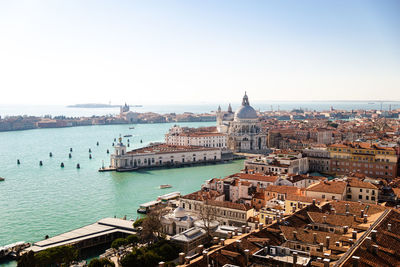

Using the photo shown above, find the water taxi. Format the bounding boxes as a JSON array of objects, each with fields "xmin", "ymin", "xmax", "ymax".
[
  {"xmin": 137, "ymin": 200, "xmax": 161, "ymax": 214},
  {"xmin": 159, "ymin": 184, "xmax": 172, "ymax": 189}
]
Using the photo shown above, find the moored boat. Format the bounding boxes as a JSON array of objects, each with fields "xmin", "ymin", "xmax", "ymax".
[
  {"xmin": 137, "ymin": 200, "xmax": 161, "ymax": 214},
  {"xmin": 159, "ymin": 184, "xmax": 172, "ymax": 189}
]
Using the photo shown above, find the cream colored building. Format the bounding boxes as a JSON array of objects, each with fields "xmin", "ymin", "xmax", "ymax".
[
  {"xmin": 305, "ymin": 181, "xmax": 347, "ymax": 201},
  {"xmin": 110, "ymin": 141, "xmax": 221, "ymax": 170},
  {"xmin": 165, "ymin": 125, "xmax": 227, "ymax": 148},
  {"xmin": 345, "ymin": 178, "xmax": 378, "ymax": 204}
]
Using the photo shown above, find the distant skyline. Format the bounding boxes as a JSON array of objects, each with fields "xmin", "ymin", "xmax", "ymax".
[{"xmin": 0, "ymin": 0, "xmax": 399, "ymax": 105}]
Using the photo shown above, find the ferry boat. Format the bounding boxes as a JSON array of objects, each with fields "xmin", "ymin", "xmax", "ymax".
[
  {"xmin": 137, "ymin": 200, "xmax": 161, "ymax": 214},
  {"xmin": 124, "ymin": 134, "xmax": 133, "ymax": 137},
  {"xmin": 159, "ymin": 184, "xmax": 172, "ymax": 189}
]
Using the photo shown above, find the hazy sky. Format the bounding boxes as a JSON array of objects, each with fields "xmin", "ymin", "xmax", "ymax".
[{"xmin": 0, "ymin": 0, "xmax": 399, "ymax": 105}]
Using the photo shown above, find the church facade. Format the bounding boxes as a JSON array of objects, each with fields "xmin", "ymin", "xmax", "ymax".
[{"xmin": 216, "ymin": 93, "xmax": 267, "ymax": 153}]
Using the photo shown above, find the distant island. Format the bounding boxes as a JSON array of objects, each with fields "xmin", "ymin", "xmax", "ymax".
[{"xmin": 67, "ymin": 103, "xmax": 143, "ymax": 108}]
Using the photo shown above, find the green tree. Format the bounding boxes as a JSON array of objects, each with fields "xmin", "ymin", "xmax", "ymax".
[
  {"xmin": 88, "ymin": 258, "xmax": 115, "ymax": 267},
  {"xmin": 126, "ymin": 234, "xmax": 139, "ymax": 245},
  {"xmin": 111, "ymin": 238, "xmax": 128, "ymax": 249},
  {"xmin": 133, "ymin": 218, "xmax": 145, "ymax": 228},
  {"xmin": 17, "ymin": 251, "xmax": 36, "ymax": 267}
]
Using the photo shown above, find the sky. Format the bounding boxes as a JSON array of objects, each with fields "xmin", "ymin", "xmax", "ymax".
[{"xmin": 0, "ymin": 0, "xmax": 399, "ymax": 105}]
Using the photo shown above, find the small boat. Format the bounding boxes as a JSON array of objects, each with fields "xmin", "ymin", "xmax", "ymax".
[
  {"xmin": 160, "ymin": 184, "xmax": 172, "ymax": 189},
  {"xmin": 129, "ymin": 126, "xmax": 135, "ymax": 129},
  {"xmin": 140, "ymin": 139, "xmax": 143, "ymax": 143},
  {"xmin": 124, "ymin": 134, "xmax": 132, "ymax": 137},
  {"xmin": 0, "ymin": 177, "xmax": 4, "ymax": 181}
]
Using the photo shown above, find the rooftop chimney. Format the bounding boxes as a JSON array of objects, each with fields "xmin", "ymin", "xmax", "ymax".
[
  {"xmin": 293, "ymin": 252, "xmax": 298, "ymax": 266},
  {"xmin": 244, "ymin": 249, "xmax": 250, "ymax": 266},
  {"xmin": 323, "ymin": 216, "xmax": 327, "ymax": 224},
  {"xmin": 313, "ymin": 233, "xmax": 318, "ymax": 244},
  {"xmin": 197, "ymin": 245, "xmax": 204, "ymax": 254},
  {"xmin": 242, "ymin": 225, "xmax": 246, "ymax": 234},
  {"xmin": 360, "ymin": 210, "xmax": 364, "ymax": 218},
  {"xmin": 259, "ymin": 223, "xmax": 264, "ymax": 229},
  {"xmin": 372, "ymin": 244, "xmax": 379, "ymax": 254},
  {"xmin": 319, "ymin": 243, "xmax": 324, "ymax": 252},
  {"xmin": 326, "ymin": 236, "xmax": 330, "ymax": 249},
  {"xmin": 313, "ymin": 199, "xmax": 316, "ymax": 205},
  {"xmin": 371, "ymin": 230, "xmax": 377, "ymax": 242},
  {"xmin": 323, "ymin": 258, "xmax": 330, "ymax": 267},
  {"xmin": 293, "ymin": 231, "xmax": 298, "ymax": 240},
  {"xmin": 352, "ymin": 256, "xmax": 360, "ymax": 267},
  {"xmin": 220, "ymin": 238, "xmax": 225, "ymax": 246},
  {"xmin": 236, "ymin": 240, "xmax": 242, "ymax": 250},
  {"xmin": 179, "ymin": 252, "xmax": 185, "ymax": 265},
  {"xmin": 388, "ymin": 224, "xmax": 392, "ymax": 232},
  {"xmin": 345, "ymin": 203, "xmax": 349, "ymax": 213},
  {"xmin": 352, "ymin": 231, "xmax": 357, "ymax": 239},
  {"xmin": 363, "ymin": 214, "xmax": 368, "ymax": 223}
]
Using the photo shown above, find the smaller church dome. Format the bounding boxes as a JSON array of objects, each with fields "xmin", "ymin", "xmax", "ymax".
[{"xmin": 173, "ymin": 207, "xmax": 186, "ymax": 218}]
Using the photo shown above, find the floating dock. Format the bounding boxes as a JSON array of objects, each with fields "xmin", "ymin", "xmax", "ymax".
[{"xmin": 25, "ymin": 218, "xmax": 136, "ymax": 253}]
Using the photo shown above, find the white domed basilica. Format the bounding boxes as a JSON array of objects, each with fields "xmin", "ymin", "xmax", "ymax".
[{"xmin": 216, "ymin": 93, "xmax": 267, "ymax": 153}]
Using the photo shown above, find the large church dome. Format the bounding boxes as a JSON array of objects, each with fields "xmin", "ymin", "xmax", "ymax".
[{"xmin": 234, "ymin": 92, "xmax": 258, "ymax": 120}]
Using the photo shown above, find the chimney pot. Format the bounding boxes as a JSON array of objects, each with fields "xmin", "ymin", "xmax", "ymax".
[
  {"xmin": 352, "ymin": 256, "xmax": 360, "ymax": 267},
  {"xmin": 293, "ymin": 252, "xmax": 298, "ymax": 266},
  {"xmin": 319, "ymin": 243, "xmax": 324, "ymax": 252},
  {"xmin": 326, "ymin": 236, "xmax": 330, "ymax": 249},
  {"xmin": 371, "ymin": 230, "xmax": 377, "ymax": 242},
  {"xmin": 388, "ymin": 224, "xmax": 392, "ymax": 232},
  {"xmin": 372, "ymin": 244, "xmax": 378, "ymax": 254},
  {"xmin": 220, "ymin": 238, "xmax": 225, "ymax": 246},
  {"xmin": 179, "ymin": 252, "xmax": 185, "ymax": 265},
  {"xmin": 323, "ymin": 258, "xmax": 330, "ymax": 267},
  {"xmin": 360, "ymin": 209, "xmax": 364, "ymax": 218},
  {"xmin": 352, "ymin": 231, "xmax": 357, "ymax": 239},
  {"xmin": 259, "ymin": 223, "xmax": 264, "ymax": 229},
  {"xmin": 323, "ymin": 216, "xmax": 327, "ymax": 224}
]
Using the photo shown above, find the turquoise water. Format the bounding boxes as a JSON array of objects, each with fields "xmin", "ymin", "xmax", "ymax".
[{"xmin": 0, "ymin": 122, "xmax": 243, "ymax": 250}]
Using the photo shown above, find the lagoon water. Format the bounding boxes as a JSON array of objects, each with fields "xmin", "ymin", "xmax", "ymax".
[{"xmin": 0, "ymin": 121, "xmax": 244, "ymax": 251}]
